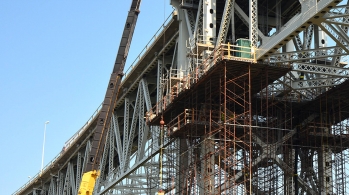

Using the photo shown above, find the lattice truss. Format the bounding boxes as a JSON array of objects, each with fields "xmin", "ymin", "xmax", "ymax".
[
  {"xmin": 92, "ymin": 78, "xmax": 178, "ymax": 195},
  {"xmin": 14, "ymin": 1, "xmax": 349, "ymax": 195},
  {"xmin": 264, "ymin": 1, "xmax": 349, "ymax": 101},
  {"xmin": 29, "ymin": 133, "xmax": 93, "ymax": 195},
  {"xmin": 182, "ymin": 0, "xmax": 349, "ymax": 102}
]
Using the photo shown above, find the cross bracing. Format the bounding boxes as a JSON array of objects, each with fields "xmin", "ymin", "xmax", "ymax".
[{"xmin": 13, "ymin": 0, "xmax": 349, "ymax": 195}]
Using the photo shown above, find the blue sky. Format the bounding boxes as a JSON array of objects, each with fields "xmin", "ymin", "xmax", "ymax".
[{"xmin": 0, "ymin": 1, "xmax": 173, "ymax": 194}]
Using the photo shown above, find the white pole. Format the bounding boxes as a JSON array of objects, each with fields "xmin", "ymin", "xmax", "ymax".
[{"xmin": 41, "ymin": 121, "xmax": 49, "ymax": 175}]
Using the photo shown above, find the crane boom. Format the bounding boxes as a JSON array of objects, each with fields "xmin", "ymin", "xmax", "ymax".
[{"xmin": 78, "ymin": 1, "xmax": 141, "ymax": 194}]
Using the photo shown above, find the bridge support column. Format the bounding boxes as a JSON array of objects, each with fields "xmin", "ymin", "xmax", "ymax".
[
  {"xmin": 177, "ymin": 138, "xmax": 189, "ymax": 194},
  {"xmin": 171, "ymin": 0, "xmax": 190, "ymax": 76},
  {"xmin": 318, "ymin": 128, "xmax": 333, "ymax": 195},
  {"xmin": 203, "ymin": 0, "xmax": 216, "ymax": 45},
  {"xmin": 201, "ymin": 137, "xmax": 215, "ymax": 195},
  {"xmin": 284, "ymin": 148, "xmax": 296, "ymax": 194}
]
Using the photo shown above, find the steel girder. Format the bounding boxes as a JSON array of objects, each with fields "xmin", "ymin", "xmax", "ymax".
[
  {"xmin": 93, "ymin": 78, "xmax": 175, "ymax": 194},
  {"xmin": 264, "ymin": 2, "xmax": 349, "ymax": 101},
  {"xmin": 249, "ymin": 0, "xmax": 258, "ymax": 49},
  {"xmin": 216, "ymin": 0, "xmax": 235, "ymax": 47},
  {"xmin": 256, "ymin": 0, "xmax": 341, "ymax": 59}
]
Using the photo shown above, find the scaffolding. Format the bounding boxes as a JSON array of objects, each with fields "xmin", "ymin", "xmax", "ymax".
[{"xmin": 147, "ymin": 41, "xmax": 349, "ymax": 194}]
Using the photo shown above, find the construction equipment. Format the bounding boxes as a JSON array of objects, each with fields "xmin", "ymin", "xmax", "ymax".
[{"xmin": 78, "ymin": 0, "xmax": 141, "ymax": 194}]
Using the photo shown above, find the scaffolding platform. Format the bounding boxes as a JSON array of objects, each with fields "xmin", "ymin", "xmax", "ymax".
[
  {"xmin": 149, "ymin": 59, "xmax": 291, "ymax": 127},
  {"xmin": 166, "ymin": 109, "xmax": 250, "ymax": 139}
]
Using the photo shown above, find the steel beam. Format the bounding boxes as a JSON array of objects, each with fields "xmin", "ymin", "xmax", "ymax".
[
  {"xmin": 216, "ymin": 0, "xmax": 235, "ymax": 46},
  {"xmin": 249, "ymin": 0, "xmax": 258, "ymax": 49},
  {"xmin": 257, "ymin": 0, "xmax": 340, "ymax": 59},
  {"xmin": 268, "ymin": 46, "xmax": 347, "ymax": 63},
  {"xmin": 292, "ymin": 77, "xmax": 345, "ymax": 89}
]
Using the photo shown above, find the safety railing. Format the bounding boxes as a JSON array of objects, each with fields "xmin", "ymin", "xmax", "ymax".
[
  {"xmin": 12, "ymin": 103, "xmax": 102, "ymax": 195},
  {"xmin": 166, "ymin": 109, "xmax": 194, "ymax": 136},
  {"xmin": 220, "ymin": 43, "xmax": 256, "ymax": 62},
  {"xmin": 166, "ymin": 109, "xmax": 225, "ymax": 136},
  {"xmin": 147, "ymin": 43, "xmax": 257, "ymax": 119},
  {"xmin": 147, "ymin": 46, "xmax": 223, "ymax": 118},
  {"xmin": 190, "ymin": 35, "xmax": 217, "ymax": 46}
]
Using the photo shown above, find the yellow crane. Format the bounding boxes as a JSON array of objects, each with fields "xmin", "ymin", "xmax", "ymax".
[{"xmin": 78, "ymin": 0, "xmax": 141, "ymax": 194}]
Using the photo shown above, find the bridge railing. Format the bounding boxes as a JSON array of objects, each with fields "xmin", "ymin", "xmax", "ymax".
[
  {"xmin": 12, "ymin": 103, "xmax": 103, "ymax": 195},
  {"xmin": 122, "ymin": 11, "xmax": 174, "ymax": 83}
]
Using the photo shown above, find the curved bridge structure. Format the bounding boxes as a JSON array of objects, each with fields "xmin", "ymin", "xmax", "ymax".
[{"xmin": 14, "ymin": 0, "xmax": 349, "ymax": 194}]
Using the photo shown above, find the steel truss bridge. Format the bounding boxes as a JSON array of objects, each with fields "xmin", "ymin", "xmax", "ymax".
[{"xmin": 13, "ymin": 0, "xmax": 349, "ymax": 194}]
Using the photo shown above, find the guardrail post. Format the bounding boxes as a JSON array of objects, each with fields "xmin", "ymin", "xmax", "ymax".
[{"xmin": 228, "ymin": 42, "xmax": 230, "ymax": 58}]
